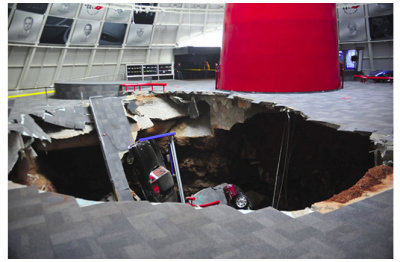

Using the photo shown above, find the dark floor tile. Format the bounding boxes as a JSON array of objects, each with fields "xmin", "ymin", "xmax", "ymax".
[
  {"xmin": 146, "ymin": 231, "xmax": 189, "ymax": 250},
  {"xmin": 49, "ymin": 220, "xmax": 95, "ymax": 245},
  {"xmin": 221, "ymin": 217, "xmax": 265, "ymax": 236},
  {"xmin": 9, "ymin": 223, "xmax": 53, "ymax": 258},
  {"xmin": 247, "ymin": 207, "xmax": 293, "ymax": 226},
  {"xmin": 297, "ymin": 237, "xmax": 347, "ymax": 259},
  {"xmin": 89, "ymin": 211, "xmax": 134, "ymax": 236},
  {"xmin": 53, "ymin": 238, "xmax": 95, "ymax": 258},
  {"xmin": 96, "ymin": 228, "xmax": 144, "ymax": 250},
  {"xmin": 8, "ymin": 202, "xmax": 44, "ymax": 221},
  {"xmin": 278, "ymin": 244, "xmax": 308, "ymax": 258},
  {"xmin": 124, "ymin": 242, "xmax": 162, "ymax": 259}
]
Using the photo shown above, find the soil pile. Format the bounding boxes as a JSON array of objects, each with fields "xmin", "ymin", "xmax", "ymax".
[{"xmin": 327, "ymin": 165, "xmax": 393, "ymax": 203}]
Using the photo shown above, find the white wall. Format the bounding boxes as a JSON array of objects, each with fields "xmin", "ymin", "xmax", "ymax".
[
  {"xmin": 8, "ymin": 3, "xmax": 225, "ymax": 90},
  {"xmin": 337, "ymin": 4, "xmax": 393, "ymax": 74}
]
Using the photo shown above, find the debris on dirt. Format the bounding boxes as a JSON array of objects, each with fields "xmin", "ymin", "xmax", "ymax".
[
  {"xmin": 311, "ymin": 165, "xmax": 393, "ymax": 214},
  {"xmin": 9, "ymin": 146, "xmax": 56, "ymax": 192},
  {"xmin": 135, "ymin": 94, "xmax": 158, "ymax": 105},
  {"xmin": 326, "ymin": 165, "xmax": 393, "ymax": 203}
]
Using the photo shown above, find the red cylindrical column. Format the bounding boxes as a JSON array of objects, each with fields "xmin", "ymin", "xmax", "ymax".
[{"xmin": 218, "ymin": 3, "xmax": 340, "ymax": 92}]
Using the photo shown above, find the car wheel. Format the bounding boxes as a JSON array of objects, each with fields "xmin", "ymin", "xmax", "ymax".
[{"xmin": 233, "ymin": 194, "xmax": 249, "ymax": 209}]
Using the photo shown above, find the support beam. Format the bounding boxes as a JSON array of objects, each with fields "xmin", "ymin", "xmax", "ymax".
[
  {"xmin": 364, "ymin": 4, "xmax": 375, "ymax": 72},
  {"xmin": 89, "ymin": 96, "xmax": 134, "ymax": 201},
  {"xmin": 16, "ymin": 47, "xmax": 37, "ymax": 90},
  {"xmin": 15, "ymin": 4, "xmax": 50, "ymax": 89},
  {"xmin": 145, "ymin": 10, "xmax": 159, "ymax": 64},
  {"xmin": 52, "ymin": 3, "xmax": 82, "ymax": 85},
  {"xmin": 85, "ymin": 6, "xmax": 106, "ymax": 79},
  {"xmin": 113, "ymin": 5, "xmax": 134, "ymax": 81}
]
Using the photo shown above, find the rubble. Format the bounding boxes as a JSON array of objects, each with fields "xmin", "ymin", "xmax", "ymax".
[
  {"xmin": 136, "ymin": 96, "xmax": 188, "ymax": 120},
  {"xmin": 170, "ymin": 113, "xmax": 212, "ymax": 138},
  {"xmin": 31, "ymin": 105, "xmax": 90, "ymax": 130},
  {"xmin": 89, "ymin": 96, "xmax": 134, "ymax": 201},
  {"xmin": 7, "ymin": 90, "xmax": 391, "ymax": 212},
  {"xmin": 43, "ymin": 124, "xmax": 94, "ymax": 140},
  {"xmin": 8, "ymin": 132, "xmax": 25, "ymax": 173},
  {"xmin": 8, "ymin": 144, "xmax": 56, "ymax": 193},
  {"xmin": 9, "ymin": 113, "xmax": 51, "ymax": 142}
]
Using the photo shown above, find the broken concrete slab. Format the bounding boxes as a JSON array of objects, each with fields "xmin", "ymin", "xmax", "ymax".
[
  {"xmin": 9, "ymin": 114, "xmax": 51, "ymax": 142},
  {"xmin": 8, "ymin": 99, "xmax": 15, "ymax": 117},
  {"xmin": 170, "ymin": 113, "xmax": 212, "ymax": 138},
  {"xmin": 131, "ymin": 115, "xmax": 154, "ymax": 130},
  {"xmin": 168, "ymin": 95, "xmax": 199, "ymax": 119},
  {"xmin": 30, "ymin": 105, "xmax": 91, "ymax": 130},
  {"xmin": 188, "ymin": 96, "xmax": 200, "ymax": 119},
  {"xmin": 43, "ymin": 124, "xmax": 94, "ymax": 140},
  {"xmin": 34, "ymin": 133, "xmax": 99, "ymax": 151},
  {"xmin": 168, "ymin": 95, "xmax": 191, "ymax": 106},
  {"xmin": 8, "ymin": 131, "xmax": 24, "ymax": 174},
  {"xmin": 136, "ymin": 96, "xmax": 187, "ymax": 121},
  {"xmin": 201, "ymin": 96, "xmax": 266, "ymax": 131},
  {"xmin": 89, "ymin": 96, "xmax": 134, "ymax": 201},
  {"xmin": 126, "ymin": 101, "xmax": 140, "ymax": 116}
]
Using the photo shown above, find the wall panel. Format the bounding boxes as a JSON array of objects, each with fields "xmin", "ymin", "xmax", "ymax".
[
  {"xmin": 36, "ymin": 67, "xmax": 56, "ymax": 86},
  {"xmin": 8, "ymin": 47, "xmax": 29, "ymax": 66},
  {"xmin": 8, "ymin": 3, "xmax": 225, "ymax": 90},
  {"xmin": 8, "ymin": 68, "xmax": 22, "ymax": 90}
]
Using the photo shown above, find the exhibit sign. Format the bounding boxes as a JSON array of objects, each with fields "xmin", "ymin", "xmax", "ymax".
[
  {"xmin": 345, "ymin": 49, "xmax": 358, "ymax": 70},
  {"xmin": 8, "ymin": 10, "xmax": 44, "ymax": 43},
  {"xmin": 79, "ymin": 4, "xmax": 105, "ymax": 20},
  {"xmin": 338, "ymin": 5, "xmax": 364, "ymax": 19}
]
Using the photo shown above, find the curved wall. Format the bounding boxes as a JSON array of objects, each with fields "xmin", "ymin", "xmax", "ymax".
[{"xmin": 218, "ymin": 3, "xmax": 340, "ymax": 92}]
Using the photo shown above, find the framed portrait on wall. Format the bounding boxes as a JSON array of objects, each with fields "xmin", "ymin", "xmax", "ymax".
[
  {"xmin": 126, "ymin": 24, "xmax": 153, "ymax": 46},
  {"xmin": 8, "ymin": 10, "xmax": 44, "ymax": 43},
  {"xmin": 70, "ymin": 19, "xmax": 101, "ymax": 45},
  {"xmin": 338, "ymin": 17, "xmax": 367, "ymax": 42}
]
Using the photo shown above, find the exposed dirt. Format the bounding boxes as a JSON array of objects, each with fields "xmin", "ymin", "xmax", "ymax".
[
  {"xmin": 312, "ymin": 165, "xmax": 393, "ymax": 213},
  {"xmin": 8, "ymin": 147, "xmax": 56, "ymax": 192},
  {"xmin": 135, "ymin": 94, "xmax": 159, "ymax": 104},
  {"xmin": 326, "ymin": 165, "xmax": 393, "ymax": 203}
]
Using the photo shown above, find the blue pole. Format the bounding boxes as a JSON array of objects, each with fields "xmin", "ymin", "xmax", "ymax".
[
  {"xmin": 168, "ymin": 144, "xmax": 175, "ymax": 175},
  {"xmin": 138, "ymin": 132, "xmax": 177, "ymax": 142}
]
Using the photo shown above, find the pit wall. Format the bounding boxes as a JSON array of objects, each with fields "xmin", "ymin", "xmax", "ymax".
[
  {"xmin": 140, "ymin": 93, "xmax": 377, "ymax": 210},
  {"xmin": 9, "ymin": 92, "xmax": 385, "ymax": 211}
]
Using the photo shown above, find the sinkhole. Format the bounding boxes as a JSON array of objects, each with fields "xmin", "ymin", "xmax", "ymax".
[{"xmin": 9, "ymin": 94, "xmax": 378, "ymax": 211}]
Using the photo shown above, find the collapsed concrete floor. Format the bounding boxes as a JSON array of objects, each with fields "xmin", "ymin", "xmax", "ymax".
[
  {"xmin": 7, "ymin": 80, "xmax": 394, "ymax": 258},
  {"xmin": 8, "ymin": 90, "xmax": 393, "ymax": 212}
]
